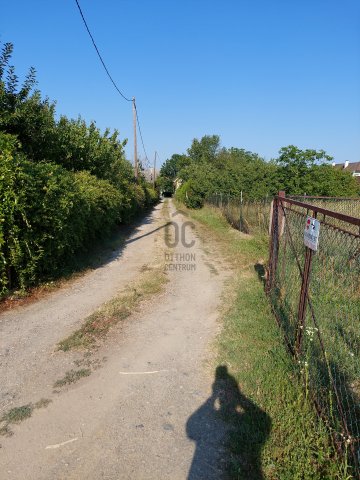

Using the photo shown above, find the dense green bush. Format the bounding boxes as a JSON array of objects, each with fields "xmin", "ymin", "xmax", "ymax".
[
  {"xmin": 175, "ymin": 180, "xmax": 204, "ymax": 209},
  {"xmin": 0, "ymin": 42, "xmax": 158, "ymax": 295},
  {"xmin": 0, "ymin": 133, "xmax": 125, "ymax": 292}
]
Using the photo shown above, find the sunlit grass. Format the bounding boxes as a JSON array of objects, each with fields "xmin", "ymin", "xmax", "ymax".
[{"xmin": 183, "ymin": 204, "xmax": 352, "ymax": 479}]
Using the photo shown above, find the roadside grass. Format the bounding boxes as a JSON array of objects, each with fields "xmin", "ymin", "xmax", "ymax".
[
  {"xmin": 57, "ymin": 256, "xmax": 168, "ymax": 351},
  {"xmin": 0, "ymin": 398, "xmax": 52, "ymax": 437},
  {"xmin": 54, "ymin": 368, "xmax": 91, "ymax": 388},
  {"xmin": 183, "ymin": 204, "xmax": 352, "ymax": 480},
  {"xmin": 1, "ymin": 404, "xmax": 33, "ymax": 424}
]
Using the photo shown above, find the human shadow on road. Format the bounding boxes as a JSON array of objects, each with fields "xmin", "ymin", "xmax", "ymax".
[{"xmin": 186, "ymin": 365, "xmax": 271, "ymax": 480}]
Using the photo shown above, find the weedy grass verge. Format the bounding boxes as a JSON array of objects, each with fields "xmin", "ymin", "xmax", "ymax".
[
  {"xmin": 57, "ymin": 248, "xmax": 167, "ymax": 352},
  {"xmin": 57, "ymin": 202, "xmax": 169, "ymax": 352},
  {"xmin": 183, "ymin": 204, "xmax": 352, "ymax": 480},
  {"xmin": 0, "ymin": 398, "xmax": 52, "ymax": 437},
  {"xmin": 54, "ymin": 368, "xmax": 91, "ymax": 388}
]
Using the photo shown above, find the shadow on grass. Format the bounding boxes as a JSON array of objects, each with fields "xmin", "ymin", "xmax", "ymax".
[
  {"xmin": 186, "ymin": 365, "xmax": 271, "ymax": 479},
  {"xmin": 254, "ymin": 263, "xmax": 266, "ymax": 287}
]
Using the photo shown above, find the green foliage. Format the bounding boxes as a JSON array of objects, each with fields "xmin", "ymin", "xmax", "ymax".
[
  {"xmin": 175, "ymin": 180, "xmax": 205, "ymax": 209},
  {"xmin": 172, "ymin": 141, "xmax": 277, "ymax": 208},
  {"xmin": 0, "ymin": 41, "xmax": 159, "ymax": 295},
  {"xmin": 51, "ymin": 116, "xmax": 130, "ymax": 183},
  {"xmin": 310, "ymin": 165, "xmax": 360, "ymax": 197},
  {"xmin": 187, "ymin": 134, "xmax": 220, "ymax": 163},
  {"xmin": 157, "ymin": 153, "xmax": 190, "ymax": 195},
  {"xmin": 156, "ymin": 175, "xmax": 175, "ymax": 194},
  {"xmin": 0, "ymin": 135, "xmax": 122, "ymax": 292},
  {"xmin": 0, "ymin": 42, "xmax": 130, "ymax": 184},
  {"xmin": 167, "ymin": 137, "xmax": 359, "ymax": 208},
  {"xmin": 159, "ymin": 153, "xmax": 189, "ymax": 179},
  {"xmin": 0, "ymin": 133, "xmax": 23, "ymax": 292},
  {"xmin": 275, "ymin": 145, "xmax": 359, "ymax": 196}
]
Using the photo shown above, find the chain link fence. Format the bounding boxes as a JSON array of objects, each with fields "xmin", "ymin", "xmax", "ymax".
[
  {"xmin": 289, "ymin": 196, "xmax": 360, "ymax": 220},
  {"xmin": 206, "ymin": 193, "xmax": 272, "ymax": 235},
  {"xmin": 267, "ymin": 194, "xmax": 360, "ymax": 475}
]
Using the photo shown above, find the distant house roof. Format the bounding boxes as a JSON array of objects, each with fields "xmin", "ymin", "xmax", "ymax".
[
  {"xmin": 333, "ymin": 161, "xmax": 360, "ymax": 172},
  {"xmin": 333, "ymin": 161, "xmax": 360, "ymax": 182}
]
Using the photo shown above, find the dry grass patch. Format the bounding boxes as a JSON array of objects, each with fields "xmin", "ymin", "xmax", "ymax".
[
  {"xmin": 57, "ymin": 262, "xmax": 167, "ymax": 352},
  {"xmin": 58, "ymin": 201, "xmax": 170, "ymax": 352},
  {"xmin": 0, "ymin": 398, "xmax": 52, "ymax": 436},
  {"xmin": 1, "ymin": 404, "xmax": 33, "ymax": 424},
  {"xmin": 54, "ymin": 368, "xmax": 91, "ymax": 388}
]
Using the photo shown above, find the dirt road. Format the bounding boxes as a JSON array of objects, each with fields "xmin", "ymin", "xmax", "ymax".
[{"xmin": 0, "ymin": 200, "xmax": 230, "ymax": 479}]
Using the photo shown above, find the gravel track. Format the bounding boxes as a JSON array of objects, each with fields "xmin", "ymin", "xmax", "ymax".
[{"xmin": 0, "ymin": 200, "xmax": 230, "ymax": 480}]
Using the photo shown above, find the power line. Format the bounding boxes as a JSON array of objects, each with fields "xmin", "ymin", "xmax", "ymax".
[
  {"xmin": 74, "ymin": 0, "xmax": 153, "ymax": 177},
  {"xmin": 134, "ymin": 100, "xmax": 150, "ymax": 165},
  {"xmin": 155, "ymin": 151, "xmax": 161, "ymax": 166},
  {"xmin": 74, "ymin": 0, "xmax": 132, "ymax": 102}
]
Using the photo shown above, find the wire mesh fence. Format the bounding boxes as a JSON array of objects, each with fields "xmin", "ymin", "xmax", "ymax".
[
  {"xmin": 289, "ymin": 196, "xmax": 360, "ymax": 219},
  {"xmin": 206, "ymin": 193, "xmax": 272, "ymax": 235},
  {"xmin": 267, "ymin": 194, "xmax": 360, "ymax": 475}
]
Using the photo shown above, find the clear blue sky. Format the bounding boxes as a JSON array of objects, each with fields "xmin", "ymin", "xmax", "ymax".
[{"xmin": 1, "ymin": 0, "xmax": 359, "ymax": 166}]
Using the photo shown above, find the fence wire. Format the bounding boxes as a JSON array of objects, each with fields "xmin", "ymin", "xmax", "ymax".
[
  {"xmin": 268, "ymin": 196, "xmax": 360, "ymax": 475},
  {"xmin": 289, "ymin": 196, "xmax": 360, "ymax": 232},
  {"xmin": 206, "ymin": 194, "xmax": 272, "ymax": 235}
]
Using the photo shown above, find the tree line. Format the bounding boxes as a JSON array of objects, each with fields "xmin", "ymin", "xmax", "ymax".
[
  {"xmin": 157, "ymin": 135, "xmax": 359, "ymax": 208},
  {"xmin": 0, "ymin": 42, "xmax": 157, "ymax": 295}
]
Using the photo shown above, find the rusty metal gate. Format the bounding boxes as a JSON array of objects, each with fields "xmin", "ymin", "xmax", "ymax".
[{"xmin": 267, "ymin": 193, "xmax": 360, "ymax": 474}]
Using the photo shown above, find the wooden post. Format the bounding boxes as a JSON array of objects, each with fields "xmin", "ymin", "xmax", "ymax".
[{"xmin": 153, "ymin": 151, "xmax": 156, "ymax": 188}]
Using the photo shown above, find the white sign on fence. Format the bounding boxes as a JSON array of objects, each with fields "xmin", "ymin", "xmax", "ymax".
[{"xmin": 304, "ymin": 216, "xmax": 320, "ymax": 251}]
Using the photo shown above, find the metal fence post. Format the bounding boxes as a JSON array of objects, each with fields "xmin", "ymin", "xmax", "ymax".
[
  {"xmin": 295, "ymin": 247, "xmax": 313, "ymax": 354},
  {"xmin": 267, "ymin": 191, "xmax": 285, "ymax": 293},
  {"xmin": 266, "ymin": 198, "xmax": 277, "ymax": 293},
  {"xmin": 295, "ymin": 210, "xmax": 316, "ymax": 355}
]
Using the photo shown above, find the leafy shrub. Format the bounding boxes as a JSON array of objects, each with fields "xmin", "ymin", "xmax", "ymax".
[
  {"xmin": 175, "ymin": 180, "xmax": 205, "ymax": 208},
  {"xmin": 0, "ymin": 134, "xmax": 123, "ymax": 293},
  {"xmin": 143, "ymin": 185, "xmax": 158, "ymax": 206}
]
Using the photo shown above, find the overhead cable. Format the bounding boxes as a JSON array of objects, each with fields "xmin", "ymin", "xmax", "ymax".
[{"xmin": 74, "ymin": 0, "xmax": 132, "ymax": 102}]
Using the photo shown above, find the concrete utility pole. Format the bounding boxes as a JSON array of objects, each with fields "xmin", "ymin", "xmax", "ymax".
[
  {"xmin": 132, "ymin": 97, "xmax": 138, "ymax": 180},
  {"xmin": 153, "ymin": 151, "xmax": 157, "ymax": 188}
]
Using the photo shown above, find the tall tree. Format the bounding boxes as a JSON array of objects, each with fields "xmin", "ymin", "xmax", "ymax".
[{"xmin": 187, "ymin": 135, "xmax": 220, "ymax": 163}]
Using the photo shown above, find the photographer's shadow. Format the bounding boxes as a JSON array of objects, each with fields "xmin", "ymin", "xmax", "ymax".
[{"xmin": 186, "ymin": 366, "xmax": 271, "ymax": 479}]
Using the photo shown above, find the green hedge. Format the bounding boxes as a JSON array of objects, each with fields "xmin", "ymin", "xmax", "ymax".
[
  {"xmin": 175, "ymin": 180, "xmax": 205, "ymax": 209},
  {"xmin": 0, "ymin": 43, "xmax": 159, "ymax": 296},
  {"xmin": 0, "ymin": 134, "xmax": 157, "ymax": 295}
]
